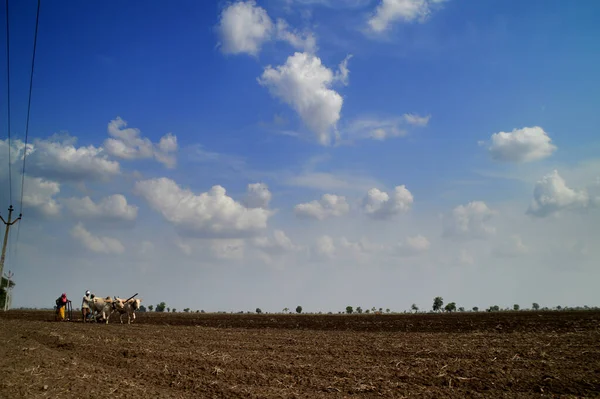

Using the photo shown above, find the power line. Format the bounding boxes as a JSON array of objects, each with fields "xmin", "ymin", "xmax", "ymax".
[
  {"xmin": 18, "ymin": 0, "xmax": 40, "ymax": 215},
  {"xmin": 5, "ymin": 0, "xmax": 12, "ymax": 204}
]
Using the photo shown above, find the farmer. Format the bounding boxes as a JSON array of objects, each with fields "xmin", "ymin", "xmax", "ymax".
[
  {"xmin": 55, "ymin": 293, "xmax": 68, "ymax": 321},
  {"xmin": 82, "ymin": 290, "xmax": 92, "ymax": 322}
]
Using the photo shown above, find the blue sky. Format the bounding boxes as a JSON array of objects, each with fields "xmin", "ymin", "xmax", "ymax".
[{"xmin": 1, "ymin": 0, "xmax": 599, "ymax": 312}]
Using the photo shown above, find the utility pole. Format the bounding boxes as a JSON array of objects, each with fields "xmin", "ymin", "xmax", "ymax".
[
  {"xmin": 3, "ymin": 270, "xmax": 14, "ymax": 311},
  {"xmin": 0, "ymin": 205, "xmax": 21, "ymax": 284}
]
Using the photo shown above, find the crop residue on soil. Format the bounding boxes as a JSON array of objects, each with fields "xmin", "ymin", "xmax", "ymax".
[{"xmin": 1, "ymin": 310, "xmax": 599, "ymax": 398}]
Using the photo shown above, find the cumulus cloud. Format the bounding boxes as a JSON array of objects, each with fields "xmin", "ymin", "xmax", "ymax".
[
  {"xmin": 486, "ymin": 126, "xmax": 557, "ymax": 163},
  {"xmin": 21, "ymin": 176, "xmax": 61, "ymax": 217},
  {"xmin": 62, "ymin": 194, "xmax": 138, "ymax": 221},
  {"xmin": 313, "ymin": 235, "xmax": 336, "ymax": 259},
  {"xmin": 134, "ymin": 178, "xmax": 272, "ymax": 238},
  {"xmin": 1, "ymin": 137, "xmax": 120, "ymax": 182},
  {"xmin": 345, "ymin": 113, "xmax": 429, "ymax": 141},
  {"xmin": 104, "ymin": 117, "xmax": 178, "ymax": 168},
  {"xmin": 252, "ymin": 230, "xmax": 300, "ymax": 255},
  {"xmin": 339, "ymin": 236, "xmax": 383, "ymax": 255},
  {"xmin": 294, "ymin": 194, "xmax": 350, "ymax": 220},
  {"xmin": 217, "ymin": 1, "xmax": 316, "ymax": 56},
  {"xmin": 243, "ymin": 183, "xmax": 272, "ymax": 209},
  {"xmin": 367, "ymin": 0, "xmax": 446, "ymax": 33},
  {"xmin": 70, "ymin": 223, "xmax": 125, "ymax": 254},
  {"xmin": 527, "ymin": 170, "xmax": 591, "ymax": 217},
  {"xmin": 258, "ymin": 52, "xmax": 350, "ymax": 145},
  {"xmin": 362, "ymin": 185, "xmax": 413, "ymax": 219},
  {"xmin": 443, "ymin": 201, "xmax": 496, "ymax": 239},
  {"xmin": 394, "ymin": 234, "xmax": 431, "ymax": 256}
]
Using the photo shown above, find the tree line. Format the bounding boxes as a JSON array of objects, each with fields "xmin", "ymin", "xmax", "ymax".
[{"xmin": 136, "ymin": 298, "xmax": 592, "ymax": 315}]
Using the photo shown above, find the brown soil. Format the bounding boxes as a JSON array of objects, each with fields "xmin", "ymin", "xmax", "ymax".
[{"xmin": 1, "ymin": 310, "xmax": 599, "ymax": 398}]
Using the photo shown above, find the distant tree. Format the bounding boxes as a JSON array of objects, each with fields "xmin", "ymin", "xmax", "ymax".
[
  {"xmin": 172, "ymin": 308, "xmax": 176, "ymax": 313},
  {"xmin": 513, "ymin": 304, "xmax": 520, "ymax": 311},
  {"xmin": 201, "ymin": 310, "xmax": 205, "ymax": 313},
  {"xmin": 156, "ymin": 302, "xmax": 166, "ymax": 312},
  {"xmin": 433, "ymin": 297, "xmax": 444, "ymax": 312},
  {"xmin": 148, "ymin": 305, "xmax": 154, "ymax": 311},
  {"xmin": 487, "ymin": 305, "xmax": 500, "ymax": 312},
  {"xmin": 282, "ymin": 308, "xmax": 289, "ymax": 313},
  {"xmin": 365, "ymin": 309, "xmax": 370, "ymax": 314},
  {"xmin": 139, "ymin": 305, "xmax": 147, "ymax": 312},
  {"xmin": 386, "ymin": 308, "xmax": 391, "ymax": 313},
  {"xmin": 183, "ymin": 308, "xmax": 190, "ymax": 313},
  {"xmin": 472, "ymin": 307, "xmax": 479, "ymax": 312},
  {"xmin": 195, "ymin": 310, "xmax": 200, "ymax": 313},
  {"xmin": 356, "ymin": 306, "xmax": 363, "ymax": 314},
  {"xmin": 371, "ymin": 307, "xmax": 376, "ymax": 313},
  {"xmin": 411, "ymin": 303, "xmax": 419, "ymax": 313},
  {"xmin": 556, "ymin": 305, "xmax": 562, "ymax": 310},
  {"xmin": 166, "ymin": 307, "xmax": 171, "ymax": 312},
  {"xmin": 296, "ymin": 305, "xmax": 302, "ymax": 314},
  {"xmin": 444, "ymin": 302, "xmax": 457, "ymax": 312},
  {"xmin": 256, "ymin": 308, "xmax": 262, "ymax": 314},
  {"xmin": 532, "ymin": 302, "xmax": 540, "ymax": 311},
  {"xmin": 458, "ymin": 307, "xmax": 465, "ymax": 312},
  {"xmin": 379, "ymin": 308, "xmax": 383, "ymax": 313},
  {"xmin": 346, "ymin": 306, "xmax": 353, "ymax": 314}
]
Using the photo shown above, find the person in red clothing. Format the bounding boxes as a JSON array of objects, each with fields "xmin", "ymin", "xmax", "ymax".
[{"xmin": 55, "ymin": 293, "xmax": 68, "ymax": 321}]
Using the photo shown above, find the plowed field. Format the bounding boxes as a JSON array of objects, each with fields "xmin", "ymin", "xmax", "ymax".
[{"xmin": 1, "ymin": 310, "xmax": 599, "ymax": 398}]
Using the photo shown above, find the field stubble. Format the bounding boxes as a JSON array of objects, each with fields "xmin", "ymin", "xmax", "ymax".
[{"xmin": 0, "ymin": 310, "xmax": 599, "ymax": 398}]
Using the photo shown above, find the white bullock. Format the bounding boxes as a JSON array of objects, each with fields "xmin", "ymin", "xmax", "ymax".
[
  {"xmin": 89, "ymin": 296, "xmax": 115, "ymax": 324},
  {"xmin": 113, "ymin": 298, "xmax": 142, "ymax": 324}
]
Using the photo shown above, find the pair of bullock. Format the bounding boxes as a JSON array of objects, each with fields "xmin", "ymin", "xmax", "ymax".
[{"xmin": 89, "ymin": 296, "xmax": 142, "ymax": 324}]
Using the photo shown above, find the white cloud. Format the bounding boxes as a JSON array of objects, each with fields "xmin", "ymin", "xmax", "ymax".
[
  {"xmin": 0, "ymin": 137, "xmax": 120, "ymax": 182},
  {"xmin": 344, "ymin": 113, "xmax": 429, "ymax": 141},
  {"xmin": 313, "ymin": 235, "xmax": 336, "ymax": 259},
  {"xmin": 258, "ymin": 52, "xmax": 350, "ymax": 146},
  {"xmin": 394, "ymin": 234, "xmax": 431, "ymax": 256},
  {"xmin": 334, "ymin": 55, "xmax": 353, "ymax": 86},
  {"xmin": 252, "ymin": 230, "xmax": 300, "ymax": 255},
  {"xmin": 294, "ymin": 194, "xmax": 350, "ymax": 220},
  {"xmin": 70, "ymin": 223, "xmax": 125, "ymax": 254},
  {"xmin": 217, "ymin": 1, "xmax": 316, "ymax": 56},
  {"xmin": 362, "ymin": 185, "xmax": 413, "ymax": 219},
  {"xmin": 487, "ymin": 126, "xmax": 557, "ymax": 163},
  {"xmin": 443, "ymin": 201, "xmax": 496, "ymax": 239},
  {"xmin": 275, "ymin": 19, "xmax": 317, "ymax": 53},
  {"xmin": 284, "ymin": 171, "xmax": 381, "ymax": 193},
  {"xmin": 134, "ymin": 178, "xmax": 272, "ymax": 238},
  {"xmin": 62, "ymin": 194, "xmax": 138, "ymax": 221},
  {"xmin": 367, "ymin": 0, "xmax": 444, "ymax": 33},
  {"xmin": 22, "ymin": 176, "xmax": 61, "ymax": 217},
  {"xmin": 243, "ymin": 183, "xmax": 272, "ymax": 209},
  {"xmin": 527, "ymin": 170, "xmax": 591, "ymax": 217},
  {"xmin": 403, "ymin": 113, "xmax": 431, "ymax": 127},
  {"xmin": 346, "ymin": 118, "xmax": 407, "ymax": 141},
  {"xmin": 492, "ymin": 235, "xmax": 528, "ymax": 258},
  {"xmin": 105, "ymin": 117, "xmax": 178, "ymax": 168},
  {"xmin": 217, "ymin": 0, "xmax": 273, "ymax": 56}
]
